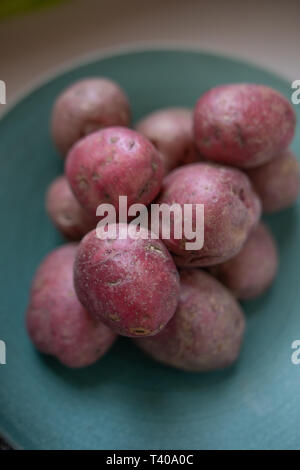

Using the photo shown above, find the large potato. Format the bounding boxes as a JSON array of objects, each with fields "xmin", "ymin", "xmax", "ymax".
[
  {"xmin": 66, "ymin": 127, "xmax": 163, "ymax": 215},
  {"xmin": 135, "ymin": 108, "xmax": 200, "ymax": 174},
  {"xmin": 51, "ymin": 78, "xmax": 131, "ymax": 156},
  {"xmin": 74, "ymin": 224, "xmax": 180, "ymax": 337},
  {"xmin": 209, "ymin": 222, "xmax": 278, "ymax": 299},
  {"xmin": 135, "ymin": 269, "xmax": 246, "ymax": 371},
  {"xmin": 247, "ymin": 149, "xmax": 300, "ymax": 212},
  {"xmin": 26, "ymin": 244, "xmax": 117, "ymax": 368},
  {"xmin": 46, "ymin": 176, "xmax": 97, "ymax": 240},
  {"xmin": 157, "ymin": 163, "xmax": 261, "ymax": 267},
  {"xmin": 194, "ymin": 84, "xmax": 296, "ymax": 168}
]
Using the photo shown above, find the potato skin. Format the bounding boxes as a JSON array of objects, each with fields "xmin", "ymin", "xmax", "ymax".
[
  {"xmin": 65, "ymin": 127, "xmax": 164, "ymax": 214},
  {"xmin": 157, "ymin": 163, "xmax": 261, "ymax": 267},
  {"xmin": 135, "ymin": 108, "xmax": 200, "ymax": 174},
  {"xmin": 74, "ymin": 224, "xmax": 180, "ymax": 337},
  {"xmin": 51, "ymin": 78, "xmax": 131, "ymax": 156},
  {"xmin": 26, "ymin": 244, "xmax": 116, "ymax": 368},
  {"xmin": 46, "ymin": 176, "xmax": 97, "ymax": 240},
  {"xmin": 135, "ymin": 269, "xmax": 245, "ymax": 371},
  {"xmin": 194, "ymin": 84, "xmax": 296, "ymax": 168},
  {"xmin": 246, "ymin": 149, "xmax": 300, "ymax": 213},
  {"xmin": 209, "ymin": 222, "xmax": 278, "ymax": 300}
]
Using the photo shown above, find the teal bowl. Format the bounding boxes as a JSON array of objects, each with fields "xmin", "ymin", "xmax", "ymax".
[{"xmin": 0, "ymin": 48, "xmax": 299, "ymax": 450}]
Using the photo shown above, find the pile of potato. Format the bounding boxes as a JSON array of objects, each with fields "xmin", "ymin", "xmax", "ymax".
[{"xmin": 26, "ymin": 78, "xmax": 299, "ymax": 371}]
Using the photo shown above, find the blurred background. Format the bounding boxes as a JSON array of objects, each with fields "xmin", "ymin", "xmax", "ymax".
[
  {"xmin": 0, "ymin": 0, "xmax": 299, "ymax": 450},
  {"xmin": 0, "ymin": 0, "xmax": 300, "ymax": 109}
]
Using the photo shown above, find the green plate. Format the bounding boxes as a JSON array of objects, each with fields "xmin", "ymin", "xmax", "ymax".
[{"xmin": 0, "ymin": 48, "xmax": 299, "ymax": 450}]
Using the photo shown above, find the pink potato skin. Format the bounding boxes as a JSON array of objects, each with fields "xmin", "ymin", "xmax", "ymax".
[
  {"xmin": 135, "ymin": 269, "xmax": 246, "ymax": 372},
  {"xmin": 194, "ymin": 84, "xmax": 296, "ymax": 168},
  {"xmin": 246, "ymin": 149, "xmax": 300, "ymax": 213},
  {"xmin": 157, "ymin": 163, "xmax": 261, "ymax": 267},
  {"xmin": 46, "ymin": 176, "xmax": 98, "ymax": 240},
  {"xmin": 26, "ymin": 244, "xmax": 117, "ymax": 368},
  {"xmin": 135, "ymin": 108, "xmax": 201, "ymax": 174},
  {"xmin": 51, "ymin": 78, "xmax": 131, "ymax": 156},
  {"xmin": 66, "ymin": 127, "xmax": 164, "ymax": 215},
  {"xmin": 209, "ymin": 222, "xmax": 278, "ymax": 300},
  {"xmin": 74, "ymin": 224, "xmax": 180, "ymax": 337}
]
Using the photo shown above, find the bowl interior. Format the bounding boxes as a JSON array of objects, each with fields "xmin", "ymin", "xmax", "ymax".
[{"xmin": 0, "ymin": 48, "xmax": 299, "ymax": 450}]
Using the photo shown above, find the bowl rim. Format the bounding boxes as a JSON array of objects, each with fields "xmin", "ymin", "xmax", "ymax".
[{"xmin": 0, "ymin": 41, "xmax": 292, "ymax": 122}]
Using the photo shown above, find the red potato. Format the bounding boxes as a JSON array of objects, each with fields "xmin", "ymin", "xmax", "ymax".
[
  {"xmin": 157, "ymin": 163, "xmax": 261, "ymax": 267},
  {"xmin": 74, "ymin": 224, "xmax": 180, "ymax": 337},
  {"xmin": 246, "ymin": 149, "xmax": 300, "ymax": 213},
  {"xmin": 46, "ymin": 176, "xmax": 97, "ymax": 240},
  {"xmin": 66, "ymin": 126, "xmax": 164, "ymax": 215},
  {"xmin": 209, "ymin": 222, "xmax": 278, "ymax": 300},
  {"xmin": 26, "ymin": 244, "xmax": 116, "ymax": 368},
  {"xmin": 135, "ymin": 269, "xmax": 245, "ymax": 372},
  {"xmin": 194, "ymin": 84, "xmax": 296, "ymax": 168},
  {"xmin": 135, "ymin": 108, "xmax": 200, "ymax": 174},
  {"xmin": 51, "ymin": 78, "xmax": 131, "ymax": 156}
]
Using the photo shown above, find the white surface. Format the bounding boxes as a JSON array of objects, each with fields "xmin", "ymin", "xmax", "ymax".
[{"xmin": 0, "ymin": 0, "xmax": 299, "ymax": 103}]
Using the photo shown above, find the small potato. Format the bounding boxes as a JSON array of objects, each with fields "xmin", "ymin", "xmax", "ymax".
[
  {"xmin": 46, "ymin": 176, "xmax": 97, "ymax": 240},
  {"xmin": 74, "ymin": 224, "xmax": 180, "ymax": 337},
  {"xmin": 246, "ymin": 149, "xmax": 300, "ymax": 213},
  {"xmin": 66, "ymin": 127, "xmax": 163, "ymax": 214},
  {"xmin": 157, "ymin": 163, "xmax": 261, "ymax": 267},
  {"xmin": 209, "ymin": 222, "xmax": 278, "ymax": 300},
  {"xmin": 26, "ymin": 244, "xmax": 117, "ymax": 368},
  {"xmin": 135, "ymin": 108, "xmax": 200, "ymax": 174},
  {"xmin": 194, "ymin": 84, "xmax": 296, "ymax": 168},
  {"xmin": 135, "ymin": 269, "xmax": 245, "ymax": 371},
  {"xmin": 51, "ymin": 78, "xmax": 131, "ymax": 156}
]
